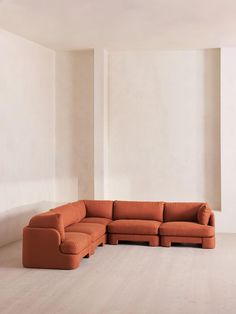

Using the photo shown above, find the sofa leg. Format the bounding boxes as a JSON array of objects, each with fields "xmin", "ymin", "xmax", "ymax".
[
  {"xmin": 202, "ymin": 237, "xmax": 215, "ymax": 249},
  {"xmin": 109, "ymin": 239, "xmax": 118, "ymax": 245},
  {"xmin": 99, "ymin": 239, "xmax": 106, "ymax": 247},
  {"xmin": 85, "ymin": 252, "xmax": 91, "ymax": 258},
  {"xmin": 161, "ymin": 237, "xmax": 171, "ymax": 247},
  {"xmin": 91, "ymin": 247, "xmax": 96, "ymax": 255},
  {"xmin": 149, "ymin": 239, "xmax": 159, "ymax": 247},
  {"xmin": 109, "ymin": 235, "xmax": 118, "ymax": 245}
]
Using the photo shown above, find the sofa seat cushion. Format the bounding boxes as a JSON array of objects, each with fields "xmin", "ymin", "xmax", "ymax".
[
  {"xmin": 159, "ymin": 222, "xmax": 214, "ymax": 238},
  {"xmin": 65, "ymin": 223, "xmax": 106, "ymax": 242},
  {"xmin": 60, "ymin": 232, "xmax": 91, "ymax": 254},
  {"xmin": 80, "ymin": 217, "xmax": 112, "ymax": 226},
  {"xmin": 108, "ymin": 219, "xmax": 161, "ymax": 235}
]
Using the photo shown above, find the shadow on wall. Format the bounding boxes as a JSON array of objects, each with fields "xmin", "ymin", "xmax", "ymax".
[
  {"xmin": 203, "ymin": 49, "xmax": 221, "ymax": 212},
  {"xmin": 0, "ymin": 201, "xmax": 56, "ymax": 248}
]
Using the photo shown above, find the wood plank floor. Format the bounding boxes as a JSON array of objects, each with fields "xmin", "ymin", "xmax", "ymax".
[{"xmin": 0, "ymin": 234, "xmax": 236, "ymax": 314}]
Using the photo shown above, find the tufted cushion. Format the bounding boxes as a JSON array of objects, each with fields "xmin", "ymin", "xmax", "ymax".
[
  {"xmin": 65, "ymin": 223, "xmax": 106, "ymax": 242},
  {"xmin": 29, "ymin": 211, "xmax": 65, "ymax": 241},
  {"xmin": 159, "ymin": 221, "xmax": 214, "ymax": 237},
  {"xmin": 84, "ymin": 200, "xmax": 113, "ymax": 219},
  {"xmin": 197, "ymin": 203, "xmax": 212, "ymax": 225},
  {"xmin": 114, "ymin": 201, "xmax": 164, "ymax": 221},
  {"xmin": 60, "ymin": 232, "xmax": 91, "ymax": 254},
  {"xmin": 108, "ymin": 219, "xmax": 161, "ymax": 235}
]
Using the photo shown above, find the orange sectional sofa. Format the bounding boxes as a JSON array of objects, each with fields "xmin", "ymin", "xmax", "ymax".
[{"xmin": 23, "ymin": 200, "xmax": 215, "ymax": 270}]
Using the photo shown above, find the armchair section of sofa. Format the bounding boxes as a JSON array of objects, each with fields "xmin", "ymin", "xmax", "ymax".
[
  {"xmin": 160, "ymin": 202, "xmax": 215, "ymax": 249},
  {"xmin": 23, "ymin": 209, "xmax": 92, "ymax": 270},
  {"xmin": 108, "ymin": 201, "xmax": 164, "ymax": 246}
]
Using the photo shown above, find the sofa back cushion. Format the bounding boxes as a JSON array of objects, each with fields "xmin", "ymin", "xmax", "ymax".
[
  {"xmin": 71, "ymin": 200, "xmax": 86, "ymax": 221},
  {"xmin": 197, "ymin": 203, "xmax": 211, "ymax": 225},
  {"xmin": 114, "ymin": 201, "xmax": 164, "ymax": 221},
  {"xmin": 84, "ymin": 200, "xmax": 113, "ymax": 219},
  {"xmin": 29, "ymin": 211, "xmax": 65, "ymax": 241},
  {"xmin": 164, "ymin": 202, "xmax": 204, "ymax": 222},
  {"xmin": 52, "ymin": 203, "xmax": 80, "ymax": 227}
]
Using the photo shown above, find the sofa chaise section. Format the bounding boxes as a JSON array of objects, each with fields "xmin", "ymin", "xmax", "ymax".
[
  {"xmin": 108, "ymin": 201, "xmax": 164, "ymax": 246},
  {"xmin": 160, "ymin": 202, "xmax": 215, "ymax": 249}
]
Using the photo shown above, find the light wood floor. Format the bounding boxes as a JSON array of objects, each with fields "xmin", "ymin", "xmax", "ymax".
[{"xmin": 0, "ymin": 234, "xmax": 236, "ymax": 314}]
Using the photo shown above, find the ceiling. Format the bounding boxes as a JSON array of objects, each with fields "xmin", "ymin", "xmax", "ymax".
[{"xmin": 1, "ymin": 0, "xmax": 236, "ymax": 50}]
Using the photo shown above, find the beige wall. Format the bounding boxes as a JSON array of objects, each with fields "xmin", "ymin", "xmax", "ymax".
[
  {"xmin": 76, "ymin": 50, "xmax": 94, "ymax": 199},
  {"xmin": 54, "ymin": 51, "xmax": 79, "ymax": 202},
  {"xmin": 0, "ymin": 32, "xmax": 95, "ymax": 246},
  {"xmin": 1, "ymin": 26, "xmax": 236, "ymax": 242},
  {"xmin": 218, "ymin": 48, "xmax": 236, "ymax": 232},
  {"xmin": 0, "ymin": 29, "xmax": 55, "ymax": 246},
  {"xmin": 106, "ymin": 50, "xmax": 221, "ymax": 210}
]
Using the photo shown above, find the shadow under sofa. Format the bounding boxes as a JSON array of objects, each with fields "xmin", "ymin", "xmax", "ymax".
[{"xmin": 23, "ymin": 200, "xmax": 215, "ymax": 270}]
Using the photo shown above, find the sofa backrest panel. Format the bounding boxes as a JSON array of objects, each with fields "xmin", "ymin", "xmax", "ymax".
[
  {"xmin": 164, "ymin": 202, "xmax": 204, "ymax": 222},
  {"xmin": 52, "ymin": 203, "xmax": 81, "ymax": 227},
  {"xmin": 71, "ymin": 200, "xmax": 86, "ymax": 221},
  {"xmin": 84, "ymin": 200, "xmax": 113, "ymax": 219},
  {"xmin": 114, "ymin": 201, "xmax": 164, "ymax": 221}
]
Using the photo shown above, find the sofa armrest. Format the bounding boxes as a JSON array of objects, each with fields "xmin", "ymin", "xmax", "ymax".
[
  {"xmin": 209, "ymin": 212, "xmax": 215, "ymax": 227},
  {"xmin": 29, "ymin": 211, "xmax": 65, "ymax": 241}
]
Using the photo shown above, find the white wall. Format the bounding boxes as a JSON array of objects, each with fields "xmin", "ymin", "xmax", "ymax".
[
  {"xmin": 0, "ymin": 31, "xmax": 96, "ymax": 246},
  {"xmin": 0, "ymin": 27, "xmax": 235, "ymax": 242},
  {"xmin": 0, "ymin": 29, "xmax": 55, "ymax": 246},
  {"xmin": 217, "ymin": 48, "xmax": 236, "ymax": 232},
  {"xmin": 55, "ymin": 50, "xmax": 94, "ymax": 201},
  {"xmin": 106, "ymin": 50, "xmax": 221, "ymax": 211},
  {"xmin": 55, "ymin": 51, "xmax": 79, "ymax": 202},
  {"xmin": 77, "ymin": 50, "xmax": 94, "ymax": 199}
]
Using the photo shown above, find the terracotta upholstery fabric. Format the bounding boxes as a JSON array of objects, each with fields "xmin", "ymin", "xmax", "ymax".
[
  {"xmin": 60, "ymin": 232, "xmax": 91, "ymax": 254},
  {"xmin": 71, "ymin": 200, "xmax": 86, "ymax": 221},
  {"xmin": 80, "ymin": 217, "xmax": 112, "ymax": 226},
  {"xmin": 84, "ymin": 200, "xmax": 113, "ymax": 219},
  {"xmin": 209, "ymin": 212, "xmax": 215, "ymax": 227},
  {"xmin": 108, "ymin": 219, "xmax": 161, "ymax": 235},
  {"xmin": 23, "ymin": 227, "xmax": 86, "ymax": 269},
  {"xmin": 164, "ymin": 202, "xmax": 204, "ymax": 222},
  {"xmin": 52, "ymin": 203, "xmax": 80, "ymax": 227},
  {"xmin": 65, "ymin": 222, "xmax": 106, "ymax": 241},
  {"xmin": 161, "ymin": 235, "xmax": 215, "ymax": 249},
  {"xmin": 159, "ymin": 221, "xmax": 214, "ymax": 237},
  {"xmin": 109, "ymin": 233, "xmax": 159, "ymax": 246},
  {"xmin": 114, "ymin": 201, "xmax": 164, "ymax": 221},
  {"xmin": 29, "ymin": 211, "xmax": 65, "ymax": 241},
  {"xmin": 197, "ymin": 203, "xmax": 212, "ymax": 225},
  {"xmin": 23, "ymin": 199, "xmax": 216, "ymax": 270}
]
